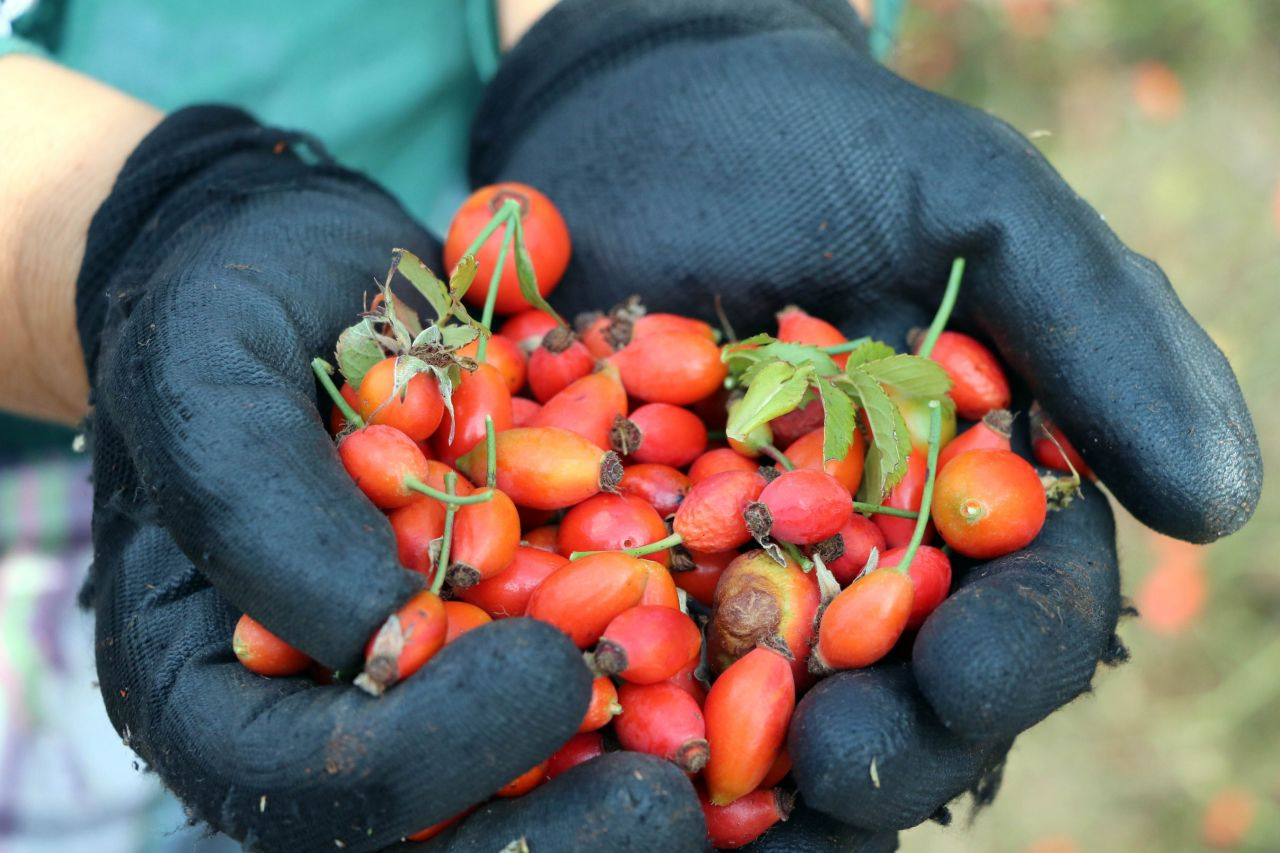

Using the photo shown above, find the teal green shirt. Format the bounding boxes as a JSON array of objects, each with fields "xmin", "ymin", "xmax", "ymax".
[{"xmin": 1, "ymin": 0, "xmax": 500, "ymax": 451}]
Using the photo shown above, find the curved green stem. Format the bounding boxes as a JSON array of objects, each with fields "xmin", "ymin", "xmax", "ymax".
[
  {"xmin": 477, "ymin": 219, "xmax": 516, "ymax": 362},
  {"xmin": 780, "ymin": 540, "xmax": 813, "ymax": 571},
  {"xmin": 893, "ymin": 401, "xmax": 942, "ymax": 575},
  {"xmin": 312, "ymin": 358, "xmax": 363, "ymax": 428},
  {"xmin": 430, "ymin": 473, "xmax": 459, "ymax": 596},
  {"xmin": 851, "ymin": 501, "xmax": 919, "ymax": 520},
  {"xmin": 819, "ymin": 337, "xmax": 871, "ymax": 355},
  {"xmin": 761, "ymin": 444, "xmax": 794, "ymax": 471},
  {"xmin": 484, "ymin": 416, "xmax": 497, "ymax": 489},
  {"xmin": 571, "ymin": 531, "xmax": 683, "ymax": 561},
  {"xmin": 461, "ymin": 199, "xmax": 520, "ymax": 260},
  {"xmin": 404, "ymin": 476, "xmax": 494, "ymax": 505},
  {"xmin": 917, "ymin": 257, "xmax": 966, "ymax": 359}
]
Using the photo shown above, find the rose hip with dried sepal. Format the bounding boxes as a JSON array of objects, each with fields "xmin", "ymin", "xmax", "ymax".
[
  {"xmin": 672, "ymin": 469, "xmax": 768, "ymax": 552},
  {"xmin": 698, "ymin": 785, "xmax": 793, "ymax": 849},
  {"xmin": 609, "ymin": 330, "xmax": 727, "ymax": 406},
  {"xmin": 808, "ymin": 513, "xmax": 886, "ymax": 587},
  {"xmin": 615, "ymin": 403, "xmax": 708, "ymax": 468},
  {"xmin": 590, "ymin": 605, "xmax": 702, "ymax": 684},
  {"xmin": 614, "ymin": 681, "xmax": 709, "ymax": 773},
  {"xmin": 751, "ymin": 468, "xmax": 852, "ymax": 545},
  {"xmin": 356, "ymin": 590, "xmax": 448, "ymax": 695},
  {"xmin": 528, "ymin": 326, "xmax": 595, "ymax": 403},
  {"xmin": 456, "ymin": 545, "xmax": 566, "ymax": 618},
  {"xmin": 446, "ymin": 488, "xmax": 521, "ymax": 588},
  {"xmin": 530, "ymin": 364, "xmax": 628, "ymax": 450},
  {"xmin": 937, "ymin": 408, "xmax": 1013, "ymax": 472},
  {"xmin": 671, "ymin": 547, "xmax": 735, "ymax": 608},
  {"xmin": 704, "ymin": 646, "xmax": 795, "ymax": 805},
  {"xmin": 457, "ymin": 427, "xmax": 622, "ymax": 510}
]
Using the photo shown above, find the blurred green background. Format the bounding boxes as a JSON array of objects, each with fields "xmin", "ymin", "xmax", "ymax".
[{"xmin": 887, "ymin": 1, "xmax": 1279, "ymax": 851}]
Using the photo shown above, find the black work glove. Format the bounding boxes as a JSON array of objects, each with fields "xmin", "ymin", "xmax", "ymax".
[
  {"xmin": 77, "ymin": 107, "xmax": 704, "ymax": 852},
  {"xmin": 470, "ymin": 0, "xmax": 1262, "ymax": 841}
]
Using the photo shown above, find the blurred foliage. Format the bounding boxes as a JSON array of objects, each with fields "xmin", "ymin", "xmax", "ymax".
[{"xmin": 888, "ymin": 1, "xmax": 1280, "ymax": 851}]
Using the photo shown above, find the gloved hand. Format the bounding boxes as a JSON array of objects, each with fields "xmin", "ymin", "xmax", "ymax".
[
  {"xmin": 76, "ymin": 106, "xmax": 705, "ymax": 852},
  {"xmin": 468, "ymin": 0, "xmax": 1262, "ymax": 840}
]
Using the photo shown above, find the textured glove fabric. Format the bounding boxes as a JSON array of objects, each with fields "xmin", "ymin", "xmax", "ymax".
[
  {"xmin": 471, "ymin": 0, "xmax": 1260, "ymax": 839},
  {"xmin": 77, "ymin": 106, "xmax": 706, "ymax": 851},
  {"xmin": 472, "ymin": 0, "xmax": 1260, "ymax": 545}
]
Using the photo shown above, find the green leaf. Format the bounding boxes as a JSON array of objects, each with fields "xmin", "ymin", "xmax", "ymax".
[
  {"xmin": 756, "ymin": 342, "xmax": 840, "ymax": 377},
  {"xmin": 859, "ymin": 354, "xmax": 953, "ymax": 399},
  {"xmin": 511, "ymin": 215, "xmax": 564, "ymax": 325},
  {"xmin": 440, "ymin": 324, "xmax": 482, "ymax": 350},
  {"xmin": 449, "ymin": 255, "xmax": 479, "ymax": 302},
  {"xmin": 839, "ymin": 371, "xmax": 911, "ymax": 502},
  {"xmin": 429, "ymin": 362, "xmax": 463, "ymax": 443},
  {"xmin": 842, "ymin": 340, "xmax": 897, "ymax": 370},
  {"xmin": 335, "ymin": 318, "xmax": 386, "ymax": 388},
  {"xmin": 394, "ymin": 249, "xmax": 452, "ymax": 324},
  {"xmin": 727, "ymin": 362, "xmax": 812, "ymax": 441},
  {"xmin": 815, "ymin": 376, "xmax": 856, "ymax": 464}
]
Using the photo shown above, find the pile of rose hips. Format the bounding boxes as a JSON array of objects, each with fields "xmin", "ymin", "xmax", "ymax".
[{"xmin": 230, "ymin": 183, "xmax": 1088, "ymax": 848}]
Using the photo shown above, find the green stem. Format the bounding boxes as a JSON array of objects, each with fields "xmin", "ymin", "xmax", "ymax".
[
  {"xmin": 761, "ymin": 444, "xmax": 794, "ymax": 470},
  {"xmin": 461, "ymin": 199, "xmax": 520, "ymax": 260},
  {"xmin": 571, "ymin": 531, "xmax": 683, "ymax": 561},
  {"xmin": 893, "ymin": 401, "xmax": 942, "ymax": 575},
  {"xmin": 484, "ymin": 416, "xmax": 497, "ymax": 489},
  {"xmin": 780, "ymin": 540, "xmax": 813, "ymax": 571},
  {"xmin": 404, "ymin": 476, "xmax": 495, "ymax": 505},
  {"xmin": 477, "ymin": 220, "xmax": 517, "ymax": 362},
  {"xmin": 819, "ymin": 337, "xmax": 872, "ymax": 355},
  {"xmin": 430, "ymin": 473, "xmax": 460, "ymax": 596},
  {"xmin": 917, "ymin": 258, "xmax": 966, "ymax": 359},
  {"xmin": 312, "ymin": 358, "xmax": 363, "ymax": 428},
  {"xmin": 851, "ymin": 501, "xmax": 919, "ymax": 520}
]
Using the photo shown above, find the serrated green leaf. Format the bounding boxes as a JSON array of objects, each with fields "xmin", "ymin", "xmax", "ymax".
[
  {"xmin": 815, "ymin": 376, "xmax": 856, "ymax": 464},
  {"xmin": 727, "ymin": 362, "xmax": 812, "ymax": 441},
  {"xmin": 335, "ymin": 318, "xmax": 386, "ymax": 388},
  {"xmin": 449, "ymin": 255, "xmax": 479, "ymax": 302},
  {"xmin": 440, "ymin": 324, "xmax": 481, "ymax": 350},
  {"xmin": 757, "ymin": 342, "xmax": 840, "ymax": 377},
  {"xmin": 394, "ymin": 249, "xmax": 452, "ymax": 324},
  {"xmin": 859, "ymin": 354, "xmax": 953, "ymax": 399},
  {"xmin": 512, "ymin": 215, "xmax": 564, "ymax": 325},
  {"xmin": 842, "ymin": 340, "xmax": 897, "ymax": 370},
  {"xmin": 735, "ymin": 333, "xmax": 777, "ymax": 347},
  {"xmin": 839, "ymin": 372, "xmax": 911, "ymax": 502}
]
